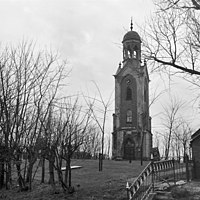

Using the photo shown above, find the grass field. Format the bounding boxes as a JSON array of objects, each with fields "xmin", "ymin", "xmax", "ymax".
[{"xmin": 1, "ymin": 159, "xmax": 149, "ymax": 200}]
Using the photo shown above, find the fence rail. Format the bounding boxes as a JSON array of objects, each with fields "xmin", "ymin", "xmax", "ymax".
[{"xmin": 126, "ymin": 158, "xmax": 192, "ymax": 200}]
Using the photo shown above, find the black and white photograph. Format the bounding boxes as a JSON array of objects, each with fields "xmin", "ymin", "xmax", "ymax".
[{"xmin": 0, "ymin": 0, "xmax": 200, "ymax": 199}]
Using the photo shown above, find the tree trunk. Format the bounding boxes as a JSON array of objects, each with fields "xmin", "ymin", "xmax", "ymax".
[
  {"xmin": 101, "ymin": 132, "xmax": 104, "ymax": 171},
  {"xmin": 26, "ymin": 157, "xmax": 36, "ymax": 191},
  {"xmin": 48, "ymin": 158, "xmax": 55, "ymax": 185},
  {"xmin": 16, "ymin": 163, "xmax": 26, "ymax": 191},
  {"xmin": 23, "ymin": 157, "xmax": 28, "ymax": 180},
  {"xmin": 165, "ymin": 127, "xmax": 173, "ymax": 160},
  {"xmin": 26, "ymin": 163, "xmax": 33, "ymax": 190},
  {"xmin": 0, "ymin": 160, "xmax": 4, "ymax": 189},
  {"xmin": 26, "ymin": 150, "xmax": 37, "ymax": 191},
  {"xmin": 41, "ymin": 158, "xmax": 45, "ymax": 183},
  {"xmin": 5, "ymin": 162, "xmax": 11, "ymax": 189},
  {"xmin": 57, "ymin": 167, "xmax": 67, "ymax": 191},
  {"xmin": 64, "ymin": 160, "xmax": 68, "ymax": 186},
  {"xmin": 68, "ymin": 158, "xmax": 71, "ymax": 187}
]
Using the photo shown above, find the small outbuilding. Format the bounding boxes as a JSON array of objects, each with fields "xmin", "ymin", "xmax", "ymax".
[{"xmin": 191, "ymin": 129, "xmax": 200, "ymax": 179}]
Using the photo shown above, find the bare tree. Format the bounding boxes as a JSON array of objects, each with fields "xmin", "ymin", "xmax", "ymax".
[
  {"xmin": 79, "ymin": 124, "xmax": 101, "ymax": 159},
  {"xmin": 173, "ymin": 119, "xmax": 192, "ymax": 159},
  {"xmin": 153, "ymin": 131, "xmax": 161, "ymax": 153},
  {"xmin": 161, "ymin": 97, "xmax": 184, "ymax": 159},
  {"xmin": 106, "ymin": 134, "xmax": 111, "ymax": 159},
  {"xmin": 80, "ymin": 127, "xmax": 93, "ymax": 158},
  {"xmin": 142, "ymin": 0, "xmax": 200, "ymax": 76},
  {"xmin": 88, "ymin": 125, "xmax": 101, "ymax": 158},
  {"xmin": 44, "ymin": 98, "xmax": 92, "ymax": 193},
  {"xmin": 139, "ymin": 0, "xmax": 200, "ymax": 162},
  {"xmin": 84, "ymin": 81, "xmax": 113, "ymax": 171},
  {"xmin": 0, "ymin": 41, "xmax": 66, "ymax": 191}
]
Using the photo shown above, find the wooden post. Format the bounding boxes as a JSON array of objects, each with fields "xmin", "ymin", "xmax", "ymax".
[
  {"xmin": 99, "ymin": 153, "xmax": 102, "ymax": 171},
  {"xmin": 151, "ymin": 161, "xmax": 154, "ymax": 192},
  {"xmin": 172, "ymin": 158, "xmax": 176, "ymax": 185},
  {"xmin": 126, "ymin": 182, "xmax": 130, "ymax": 199}
]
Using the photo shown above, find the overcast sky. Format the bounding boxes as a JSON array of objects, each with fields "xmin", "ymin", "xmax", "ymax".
[{"xmin": 1, "ymin": 0, "xmax": 199, "ymax": 140}]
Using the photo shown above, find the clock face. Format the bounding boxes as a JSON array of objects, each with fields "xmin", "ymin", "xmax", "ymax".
[{"xmin": 126, "ymin": 79, "xmax": 131, "ymax": 85}]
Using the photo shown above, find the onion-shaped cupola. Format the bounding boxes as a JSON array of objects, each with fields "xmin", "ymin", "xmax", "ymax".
[{"xmin": 122, "ymin": 20, "xmax": 141, "ymax": 62}]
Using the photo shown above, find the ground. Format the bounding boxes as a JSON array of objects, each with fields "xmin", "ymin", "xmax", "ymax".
[
  {"xmin": 0, "ymin": 159, "xmax": 149, "ymax": 200},
  {"xmin": 169, "ymin": 181, "xmax": 200, "ymax": 200}
]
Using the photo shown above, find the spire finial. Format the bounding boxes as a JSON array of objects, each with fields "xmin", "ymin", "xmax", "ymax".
[{"xmin": 130, "ymin": 17, "xmax": 133, "ymax": 31}]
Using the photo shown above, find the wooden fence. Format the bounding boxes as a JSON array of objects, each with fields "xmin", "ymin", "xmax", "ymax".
[{"xmin": 126, "ymin": 158, "xmax": 192, "ymax": 200}]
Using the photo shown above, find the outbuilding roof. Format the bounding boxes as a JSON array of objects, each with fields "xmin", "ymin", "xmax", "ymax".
[{"xmin": 191, "ymin": 128, "xmax": 200, "ymax": 143}]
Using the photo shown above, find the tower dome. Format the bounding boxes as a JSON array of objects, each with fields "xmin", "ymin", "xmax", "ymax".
[
  {"xmin": 122, "ymin": 20, "xmax": 141, "ymax": 61},
  {"xmin": 122, "ymin": 31, "xmax": 141, "ymax": 43}
]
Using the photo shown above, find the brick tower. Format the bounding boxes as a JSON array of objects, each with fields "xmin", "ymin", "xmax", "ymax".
[{"xmin": 112, "ymin": 22, "xmax": 152, "ymax": 160}]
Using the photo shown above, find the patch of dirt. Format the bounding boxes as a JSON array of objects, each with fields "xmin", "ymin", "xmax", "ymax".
[{"xmin": 170, "ymin": 181, "xmax": 200, "ymax": 200}]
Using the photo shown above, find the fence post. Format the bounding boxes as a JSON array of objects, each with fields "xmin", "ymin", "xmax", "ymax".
[
  {"xmin": 151, "ymin": 161, "xmax": 154, "ymax": 192},
  {"xmin": 99, "ymin": 153, "xmax": 102, "ymax": 171},
  {"xmin": 126, "ymin": 182, "xmax": 130, "ymax": 200}
]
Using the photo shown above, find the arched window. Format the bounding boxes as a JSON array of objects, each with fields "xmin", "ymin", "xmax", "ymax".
[
  {"xmin": 126, "ymin": 110, "xmax": 132, "ymax": 123},
  {"xmin": 126, "ymin": 87, "xmax": 132, "ymax": 100},
  {"xmin": 134, "ymin": 45, "xmax": 138, "ymax": 58},
  {"xmin": 128, "ymin": 50, "xmax": 131, "ymax": 58}
]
